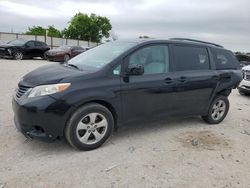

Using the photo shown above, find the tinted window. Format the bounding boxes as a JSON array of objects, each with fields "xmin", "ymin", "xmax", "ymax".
[
  {"xmin": 71, "ymin": 46, "xmax": 78, "ymax": 50},
  {"xmin": 71, "ymin": 46, "xmax": 83, "ymax": 50},
  {"xmin": 212, "ymin": 49, "xmax": 239, "ymax": 69},
  {"xmin": 35, "ymin": 41, "xmax": 43, "ymax": 47},
  {"xmin": 128, "ymin": 45, "xmax": 169, "ymax": 74},
  {"xmin": 77, "ymin": 46, "xmax": 84, "ymax": 50},
  {"xmin": 26, "ymin": 41, "xmax": 35, "ymax": 47},
  {"xmin": 173, "ymin": 45, "xmax": 209, "ymax": 71}
]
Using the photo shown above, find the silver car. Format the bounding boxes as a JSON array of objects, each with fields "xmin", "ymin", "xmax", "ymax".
[{"xmin": 238, "ymin": 65, "xmax": 250, "ymax": 95}]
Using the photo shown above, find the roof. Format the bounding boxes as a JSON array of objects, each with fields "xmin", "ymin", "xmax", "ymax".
[{"xmin": 128, "ymin": 38, "xmax": 224, "ymax": 49}]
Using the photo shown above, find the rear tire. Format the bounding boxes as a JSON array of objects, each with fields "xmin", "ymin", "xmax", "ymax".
[
  {"xmin": 65, "ymin": 103, "xmax": 114, "ymax": 151},
  {"xmin": 202, "ymin": 95, "xmax": 229, "ymax": 124}
]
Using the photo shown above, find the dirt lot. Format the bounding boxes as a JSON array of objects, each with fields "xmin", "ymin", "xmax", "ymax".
[{"xmin": 0, "ymin": 59, "xmax": 250, "ymax": 188}]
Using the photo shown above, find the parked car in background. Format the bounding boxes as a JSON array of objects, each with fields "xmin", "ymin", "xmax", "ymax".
[
  {"xmin": 0, "ymin": 39, "xmax": 49, "ymax": 60},
  {"xmin": 235, "ymin": 54, "xmax": 250, "ymax": 68},
  {"xmin": 12, "ymin": 39, "xmax": 242, "ymax": 151},
  {"xmin": 238, "ymin": 65, "xmax": 250, "ymax": 95},
  {"xmin": 81, "ymin": 46, "xmax": 91, "ymax": 51},
  {"xmin": 45, "ymin": 45, "xmax": 87, "ymax": 62}
]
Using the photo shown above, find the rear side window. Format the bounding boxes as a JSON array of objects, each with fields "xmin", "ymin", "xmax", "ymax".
[
  {"xmin": 26, "ymin": 41, "xmax": 35, "ymax": 47},
  {"xmin": 72, "ymin": 46, "xmax": 83, "ymax": 50},
  {"xmin": 35, "ymin": 41, "xmax": 42, "ymax": 47},
  {"xmin": 212, "ymin": 49, "xmax": 239, "ymax": 69},
  {"xmin": 35, "ymin": 41, "xmax": 47, "ymax": 47},
  {"xmin": 172, "ymin": 45, "xmax": 209, "ymax": 71}
]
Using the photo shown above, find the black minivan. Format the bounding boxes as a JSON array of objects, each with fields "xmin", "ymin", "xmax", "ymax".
[{"xmin": 12, "ymin": 39, "xmax": 242, "ymax": 150}]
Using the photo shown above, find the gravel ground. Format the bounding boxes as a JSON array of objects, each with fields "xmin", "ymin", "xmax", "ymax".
[{"xmin": 0, "ymin": 59, "xmax": 250, "ymax": 188}]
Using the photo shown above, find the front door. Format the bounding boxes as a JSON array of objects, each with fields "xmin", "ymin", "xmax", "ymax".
[{"xmin": 120, "ymin": 44, "xmax": 176, "ymax": 123}]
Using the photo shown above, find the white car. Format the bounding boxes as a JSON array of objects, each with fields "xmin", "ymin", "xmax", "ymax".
[{"xmin": 238, "ymin": 65, "xmax": 250, "ymax": 95}]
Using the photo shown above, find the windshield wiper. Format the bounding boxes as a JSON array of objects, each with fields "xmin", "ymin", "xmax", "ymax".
[{"xmin": 65, "ymin": 63, "xmax": 80, "ymax": 70}]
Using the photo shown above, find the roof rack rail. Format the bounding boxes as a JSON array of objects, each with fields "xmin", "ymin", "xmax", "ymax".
[{"xmin": 169, "ymin": 38, "xmax": 224, "ymax": 48}]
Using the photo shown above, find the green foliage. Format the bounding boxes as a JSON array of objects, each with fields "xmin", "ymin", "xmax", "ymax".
[
  {"xmin": 47, "ymin": 25, "xmax": 62, "ymax": 38},
  {"xmin": 26, "ymin": 26, "xmax": 46, "ymax": 36},
  {"xmin": 63, "ymin": 13, "xmax": 112, "ymax": 42},
  {"xmin": 25, "ymin": 25, "xmax": 62, "ymax": 37},
  {"xmin": 25, "ymin": 13, "xmax": 112, "ymax": 42}
]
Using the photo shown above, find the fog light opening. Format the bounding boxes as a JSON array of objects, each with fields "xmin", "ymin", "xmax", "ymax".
[{"xmin": 34, "ymin": 126, "xmax": 45, "ymax": 133}]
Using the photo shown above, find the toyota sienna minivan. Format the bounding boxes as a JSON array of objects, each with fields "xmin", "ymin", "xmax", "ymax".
[{"xmin": 12, "ymin": 38, "xmax": 242, "ymax": 150}]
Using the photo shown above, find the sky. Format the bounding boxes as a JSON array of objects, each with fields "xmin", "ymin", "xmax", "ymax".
[{"xmin": 0, "ymin": 0, "xmax": 249, "ymax": 52}]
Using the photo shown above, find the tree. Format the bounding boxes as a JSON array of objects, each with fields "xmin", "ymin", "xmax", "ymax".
[
  {"xmin": 25, "ymin": 25, "xmax": 62, "ymax": 37},
  {"xmin": 63, "ymin": 13, "xmax": 112, "ymax": 43},
  {"xmin": 47, "ymin": 25, "xmax": 62, "ymax": 38},
  {"xmin": 26, "ymin": 26, "xmax": 46, "ymax": 35}
]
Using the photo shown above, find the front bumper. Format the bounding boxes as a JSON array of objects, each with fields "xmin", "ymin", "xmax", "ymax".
[
  {"xmin": 0, "ymin": 49, "xmax": 12, "ymax": 59},
  {"xmin": 12, "ymin": 95, "xmax": 71, "ymax": 142},
  {"xmin": 238, "ymin": 79, "xmax": 250, "ymax": 94}
]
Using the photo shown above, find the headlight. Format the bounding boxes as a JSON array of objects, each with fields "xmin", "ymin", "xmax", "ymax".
[
  {"xmin": 7, "ymin": 49, "xmax": 12, "ymax": 55},
  {"xmin": 28, "ymin": 83, "xmax": 71, "ymax": 98}
]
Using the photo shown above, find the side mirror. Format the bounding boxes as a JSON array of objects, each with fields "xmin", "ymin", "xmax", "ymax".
[{"xmin": 126, "ymin": 64, "xmax": 144, "ymax": 76}]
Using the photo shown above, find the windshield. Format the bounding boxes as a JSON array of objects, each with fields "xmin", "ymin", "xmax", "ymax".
[
  {"xmin": 8, "ymin": 39, "xmax": 26, "ymax": 46},
  {"xmin": 57, "ymin": 46, "xmax": 71, "ymax": 50},
  {"xmin": 68, "ymin": 41, "xmax": 136, "ymax": 70}
]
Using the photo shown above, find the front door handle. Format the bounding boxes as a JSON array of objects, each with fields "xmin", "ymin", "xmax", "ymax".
[{"xmin": 178, "ymin": 76, "xmax": 187, "ymax": 82}]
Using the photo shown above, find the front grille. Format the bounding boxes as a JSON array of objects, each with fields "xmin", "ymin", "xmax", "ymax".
[{"xmin": 16, "ymin": 85, "xmax": 31, "ymax": 99}]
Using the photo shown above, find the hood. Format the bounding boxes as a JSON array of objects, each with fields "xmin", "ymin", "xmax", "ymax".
[
  {"xmin": 0, "ymin": 43, "xmax": 15, "ymax": 48},
  {"xmin": 20, "ymin": 63, "xmax": 94, "ymax": 87},
  {"xmin": 243, "ymin": 65, "xmax": 250, "ymax": 71}
]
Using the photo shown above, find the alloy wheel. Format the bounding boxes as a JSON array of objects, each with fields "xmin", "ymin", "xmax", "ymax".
[
  {"xmin": 211, "ymin": 100, "xmax": 226, "ymax": 121},
  {"xmin": 14, "ymin": 52, "xmax": 23, "ymax": 60},
  {"xmin": 76, "ymin": 113, "xmax": 108, "ymax": 145}
]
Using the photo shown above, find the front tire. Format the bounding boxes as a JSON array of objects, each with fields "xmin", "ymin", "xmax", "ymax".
[
  {"xmin": 13, "ymin": 51, "xmax": 23, "ymax": 60},
  {"xmin": 65, "ymin": 103, "xmax": 114, "ymax": 151},
  {"xmin": 202, "ymin": 95, "xmax": 229, "ymax": 124}
]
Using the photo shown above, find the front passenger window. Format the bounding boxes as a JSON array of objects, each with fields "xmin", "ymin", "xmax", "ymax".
[{"xmin": 128, "ymin": 45, "xmax": 169, "ymax": 75}]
